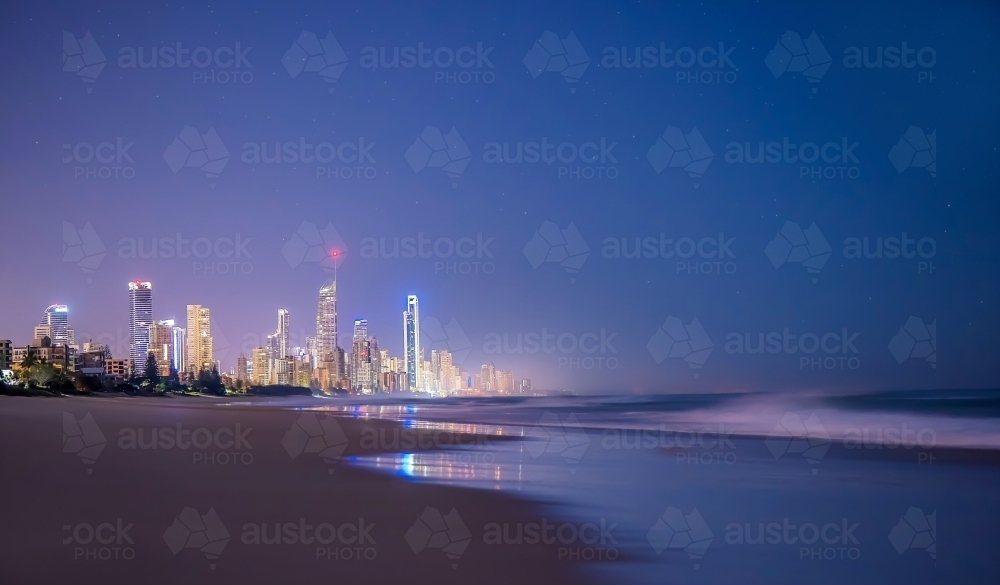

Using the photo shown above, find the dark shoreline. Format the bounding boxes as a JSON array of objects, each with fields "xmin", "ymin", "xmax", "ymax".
[{"xmin": 0, "ymin": 395, "xmax": 606, "ymax": 585}]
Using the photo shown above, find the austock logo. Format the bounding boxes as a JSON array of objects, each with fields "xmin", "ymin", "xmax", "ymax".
[
  {"xmin": 602, "ymin": 233, "xmax": 737, "ymax": 276},
  {"xmin": 523, "ymin": 221, "xmax": 590, "ymax": 284},
  {"xmin": 282, "ymin": 31, "xmax": 349, "ymax": 93},
  {"xmin": 62, "ymin": 138, "xmax": 135, "ymax": 180},
  {"xmin": 764, "ymin": 412, "xmax": 831, "ymax": 473},
  {"xmin": 724, "ymin": 327, "xmax": 861, "ymax": 372},
  {"xmin": 888, "ymin": 507, "xmax": 936, "ymax": 558},
  {"xmin": 63, "ymin": 31, "xmax": 107, "ymax": 91},
  {"xmin": 162, "ymin": 125, "xmax": 231, "ymax": 187},
  {"xmin": 63, "ymin": 32, "xmax": 253, "ymax": 86},
  {"xmin": 62, "ymin": 412, "xmax": 107, "ymax": 473},
  {"xmin": 358, "ymin": 233, "xmax": 495, "ymax": 276},
  {"xmin": 117, "ymin": 422, "xmax": 251, "ymax": 466},
  {"xmin": 724, "ymin": 137, "xmax": 861, "ymax": 180},
  {"xmin": 647, "ymin": 316, "xmax": 714, "ymax": 378},
  {"xmin": 525, "ymin": 412, "xmax": 591, "ymax": 466},
  {"xmin": 241, "ymin": 518, "xmax": 377, "ymax": 561},
  {"xmin": 422, "ymin": 317, "xmax": 473, "ymax": 364},
  {"xmin": 360, "ymin": 41, "xmax": 496, "ymax": 85},
  {"xmin": 241, "ymin": 137, "xmax": 377, "ymax": 180},
  {"xmin": 523, "ymin": 30, "xmax": 590, "ymax": 92},
  {"xmin": 405, "ymin": 126, "xmax": 472, "ymax": 187},
  {"xmin": 765, "ymin": 220, "xmax": 831, "ymax": 284},
  {"xmin": 482, "ymin": 328, "xmax": 618, "ymax": 371},
  {"xmin": 117, "ymin": 232, "xmax": 253, "ymax": 277},
  {"xmin": 601, "ymin": 424, "xmax": 739, "ymax": 465},
  {"xmin": 888, "ymin": 317, "xmax": 936, "ymax": 369},
  {"xmin": 889, "ymin": 126, "xmax": 936, "ymax": 178},
  {"xmin": 483, "ymin": 137, "xmax": 619, "ymax": 180},
  {"xmin": 63, "ymin": 519, "xmax": 136, "ymax": 561},
  {"xmin": 405, "ymin": 506, "xmax": 472, "ymax": 568},
  {"xmin": 843, "ymin": 44, "xmax": 937, "ymax": 83},
  {"xmin": 483, "ymin": 517, "xmax": 620, "ymax": 561},
  {"xmin": 602, "ymin": 42, "xmax": 737, "ymax": 84},
  {"xmin": 116, "ymin": 41, "xmax": 253, "ymax": 84},
  {"xmin": 647, "ymin": 125, "xmax": 714, "ymax": 188},
  {"xmin": 163, "ymin": 507, "xmax": 230, "ymax": 569},
  {"xmin": 765, "ymin": 30, "xmax": 831, "ymax": 93},
  {"xmin": 647, "ymin": 507, "xmax": 713, "ymax": 569},
  {"xmin": 282, "ymin": 221, "xmax": 348, "ymax": 272},
  {"xmin": 281, "ymin": 413, "xmax": 349, "ymax": 474},
  {"xmin": 724, "ymin": 517, "xmax": 861, "ymax": 561},
  {"xmin": 63, "ymin": 222, "xmax": 107, "ymax": 283},
  {"xmin": 841, "ymin": 233, "xmax": 937, "ymax": 272},
  {"xmin": 766, "ymin": 31, "xmax": 937, "ymax": 91}
]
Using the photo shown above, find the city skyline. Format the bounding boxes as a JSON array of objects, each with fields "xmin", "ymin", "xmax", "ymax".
[
  {"xmin": 2, "ymin": 4, "xmax": 998, "ymax": 585},
  {"xmin": 0, "ymin": 1, "xmax": 995, "ymax": 394},
  {"xmin": 2, "ymin": 279, "xmax": 525, "ymax": 395}
]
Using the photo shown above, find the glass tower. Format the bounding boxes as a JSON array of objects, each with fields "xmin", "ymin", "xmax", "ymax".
[
  {"xmin": 127, "ymin": 281, "xmax": 153, "ymax": 367},
  {"xmin": 316, "ymin": 279, "xmax": 338, "ymax": 363},
  {"xmin": 403, "ymin": 295, "xmax": 420, "ymax": 391},
  {"xmin": 38, "ymin": 304, "xmax": 70, "ymax": 346}
]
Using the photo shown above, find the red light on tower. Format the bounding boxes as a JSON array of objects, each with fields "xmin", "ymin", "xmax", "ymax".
[{"xmin": 331, "ymin": 250, "xmax": 339, "ymax": 257}]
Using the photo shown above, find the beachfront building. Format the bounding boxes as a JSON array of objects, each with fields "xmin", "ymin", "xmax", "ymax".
[
  {"xmin": 148, "ymin": 319, "xmax": 176, "ymax": 377},
  {"xmin": 403, "ymin": 295, "xmax": 420, "ymax": 391},
  {"xmin": 316, "ymin": 279, "xmax": 338, "ymax": 367},
  {"xmin": 12, "ymin": 336, "xmax": 70, "ymax": 370},
  {"xmin": 251, "ymin": 347, "xmax": 269, "ymax": 385},
  {"xmin": 350, "ymin": 319, "xmax": 380, "ymax": 394},
  {"xmin": 127, "ymin": 282, "xmax": 153, "ymax": 367},
  {"xmin": 185, "ymin": 305, "xmax": 213, "ymax": 375},
  {"xmin": 38, "ymin": 304, "xmax": 74, "ymax": 349}
]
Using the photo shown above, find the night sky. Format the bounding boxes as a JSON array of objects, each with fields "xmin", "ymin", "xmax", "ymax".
[{"xmin": 1, "ymin": 0, "xmax": 998, "ymax": 393}]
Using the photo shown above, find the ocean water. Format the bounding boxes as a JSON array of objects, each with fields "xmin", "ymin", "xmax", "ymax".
[{"xmin": 298, "ymin": 390, "xmax": 1000, "ymax": 584}]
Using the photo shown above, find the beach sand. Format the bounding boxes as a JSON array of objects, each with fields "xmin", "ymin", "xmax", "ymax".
[{"xmin": 0, "ymin": 395, "xmax": 601, "ymax": 585}]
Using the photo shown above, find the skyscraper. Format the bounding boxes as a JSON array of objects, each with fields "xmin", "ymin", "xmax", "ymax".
[
  {"xmin": 403, "ymin": 295, "xmax": 420, "ymax": 391},
  {"xmin": 236, "ymin": 353, "xmax": 248, "ymax": 383},
  {"xmin": 277, "ymin": 309, "xmax": 290, "ymax": 358},
  {"xmin": 127, "ymin": 282, "xmax": 153, "ymax": 367},
  {"xmin": 438, "ymin": 350, "xmax": 454, "ymax": 394},
  {"xmin": 316, "ymin": 278, "xmax": 338, "ymax": 365},
  {"xmin": 350, "ymin": 319, "xmax": 380, "ymax": 394},
  {"xmin": 251, "ymin": 347, "xmax": 269, "ymax": 385},
  {"xmin": 171, "ymin": 325, "xmax": 186, "ymax": 373},
  {"xmin": 148, "ymin": 319, "xmax": 176, "ymax": 376},
  {"xmin": 38, "ymin": 304, "xmax": 71, "ymax": 346},
  {"xmin": 185, "ymin": 305, "xmax": 213, "ymax": 374}
]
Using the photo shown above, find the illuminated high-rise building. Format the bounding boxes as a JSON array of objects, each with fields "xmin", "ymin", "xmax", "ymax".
[
  {"xmin": 171, "ymin": 325, "xmax": 186, "ymax": 373},
  {"xmin": 439, "ymin": 350, "xmax": 454, "ymax": 394},
  {"xmin": 316, "ymin": 279, "xmax": 338, "ymax": 365},
  {"xmin": 305, "ymin": 336, "xmax": 317, "ymax": 366},
  {"xmin": 277, "ymin": 309, "xmax": 290, "ymax": 358},
  {"xmin": 148, "ymin": 319, "xmax": 176, "ymax": 376},
  {"xmin": 497, "ymin": 370, "xmax": 514, "ymax": 394},
  {"xmin": 127, "ymin": 282, "xmax": 153, "ymax": 366},
  {"xmin": 479, "ymin": 363, "xmax": 497, "ymax": 393},
  {"xmin": 38, "ymin": 304, "xmax": 71, "ymax": 347},
  {"xmin": 251, "ymin": 347, "xmax": 269, "ymax": 385},
  {"xmin": 236, "ymin": 353, "xmax": 248, "ymax": 383},
  {"xmin": 185, "ymin": 305, "xmax": 213, "ymax": 374},
  {"xmin": 403, "ymin": 295, "xmax": 420, "ymax": 391},
  {"xmin": 350, "ymin": 319, "xmax": 380, "ymax": 394},
  {"xmin": 274, "ymin": 357, "xmax": 293, "ymax": 385}
]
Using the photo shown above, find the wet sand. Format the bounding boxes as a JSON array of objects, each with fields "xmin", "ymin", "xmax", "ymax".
[{"xmin": 0, "ymin": 395, "xmax": 601, "ymax": 585}]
